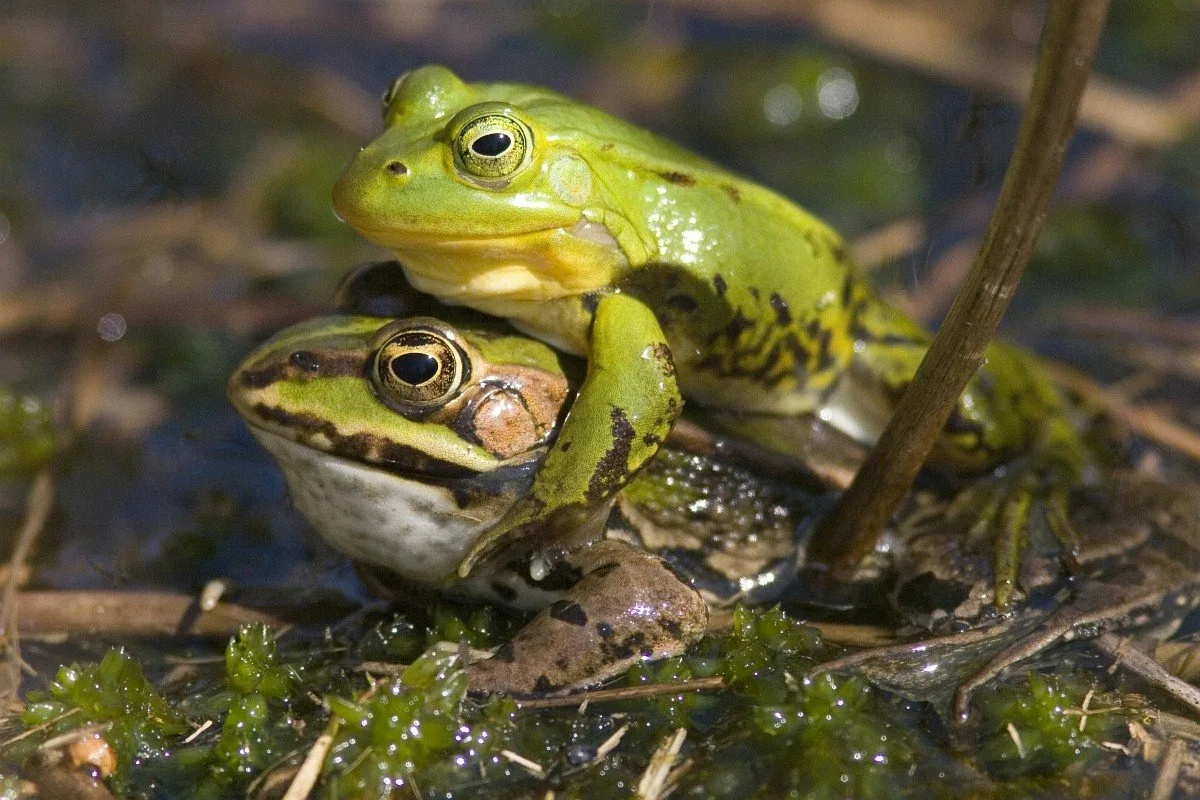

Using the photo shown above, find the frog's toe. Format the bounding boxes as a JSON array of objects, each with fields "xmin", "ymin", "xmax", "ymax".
[{"xmin": 948, "ymin": 472, "xmax": 1082, "ymax": 613}]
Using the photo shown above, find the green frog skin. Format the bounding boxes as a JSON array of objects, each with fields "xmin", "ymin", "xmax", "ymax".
[
  {"xmin": 228, "ymin": 310, "xmax": 824, "ymax": 693},
  {"xmin": 332, "ymin": 65, "xmax": 1087, "ymax": 607}
]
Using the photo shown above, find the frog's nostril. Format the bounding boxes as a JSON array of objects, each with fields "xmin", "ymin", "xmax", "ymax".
[{"xmin": 384, "ymin": 161, "xmax": 409, "ymax": 176}]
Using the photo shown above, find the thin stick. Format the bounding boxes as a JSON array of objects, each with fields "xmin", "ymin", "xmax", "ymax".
[
  {"xmin": 515, "ymin": 676, "xmax": 724, "ymax": 710},
  {"xmin": 1042, "ymin": 360, "xmax": 1200, "ymax": 463},
  {"xmin": 0, "ymin": 472, "xmax": 54, "ymax": 640},
  {"xmin": 11, "ymin": 589, "xmax": 354, "ymax": 637},
  {"xmin": 281, "ymin": 725, "xmax": 337, "ymax": 800},
  {"xmin": 1148, "ymin": 737, "xmax": 1187, "ymax": 800},
  {"xmin": 636, "ymin": 728, "xmax": 687, "ymax": 800},
  {"xmin": 0, "ymin": 471, "xmax": 55, "ymax": 701},
  {"xmin": 809, "ymin": 0, "xmax": 1111, "ymax": 569},
  {"xmin": 1095, "ymin": 633, "xmax": 1200, "ymax": 718}
]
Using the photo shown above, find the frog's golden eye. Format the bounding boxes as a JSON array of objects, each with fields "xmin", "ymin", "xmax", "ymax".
[
  {"xmin": 454, "ymin": 113, "xmax": 531, "ymax": 180},
  {"xmin": 371, "ymin": 325, "xmax": 470, "ymax": 413}
]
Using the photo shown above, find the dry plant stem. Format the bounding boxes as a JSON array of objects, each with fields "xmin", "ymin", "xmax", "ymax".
[
  {"xmin": 515, "ymin": 676, "xmax": 725, "ymax": 710},
  {"xmin": 1149, "ymin": 737, "xmax": 1187, "ymax": 800},
  {"xmin": 12, "ymin": 590, "xmax": 354, "ymax": 637},
  {"xmin": 281, "ymin": 724, "xmax": 338, "ymax": 800},
  {"xmin": 809, "ymin": 0, "xmax": 1111, "ymax": 570},
  {"xmin": 636, "ymin": 727, "xmax": 687, "ymax": 800},
  {"xmin": 0, "ymin": 471, "xmax": 55, "ymax": 702},
  {"xmin": 1042, "ymin": 360, "xmax": 1200, "ymax": 463},
  {"xmin": 0, "ymin": 472, "xmax": 54, "ymax": 640},
  {"xmin": 1096, "ymin": 633, "xmax": 1200, "ymax": 718}
]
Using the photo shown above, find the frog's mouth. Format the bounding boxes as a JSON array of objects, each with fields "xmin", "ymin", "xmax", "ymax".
[
  {"xmin": 234, "ymin": 401, "xmax": 532, "ymax": 481},
  {"xmin": 345, "ymin": 218, "xmax": 628, "ymax": 304}
]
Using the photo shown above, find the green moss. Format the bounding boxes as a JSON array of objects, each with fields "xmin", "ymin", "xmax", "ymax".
[
  {"xmin": 0, "ymin": 390, "xmax": 55, "ymax": 477},
  {"xmin": 207, "ymin": 623, "xmax": 298, "ymax": 786},
  {"xmin": 324, "ymin": 648, "xmax": 474, "ymax": 798},
  {"xmin": 22, "ymin": 648, "xmax": 186, "ymax": 787},
  {"xmin": 356, "ymin": 604, "xmax": 517, "ymax": 665},
  {"xmin": 717, "ymin": 605, "xmax": 824, "ymax": 704},
  {"xmin": 975, "ymin": 672, "xmax": 1122, "ymax": 780},
  {"xmin": 750, "ymin": 672, "xmax": 914, "ymax": 799}
]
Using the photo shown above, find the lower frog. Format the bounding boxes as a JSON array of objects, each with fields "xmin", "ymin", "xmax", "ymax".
[
  {"xmin": 228, "ymin": 308, "xmax": 837, "ymax": 694},
  {"xmin": 230, "ymin": 305, "xmax": 1200, "ymax": 712}
]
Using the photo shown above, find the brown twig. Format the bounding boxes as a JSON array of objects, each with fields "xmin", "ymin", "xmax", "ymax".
[
  {"xmin": 1149, "ymin": 737, "xmax": 1187, "ymax": 800},
  {"xmin": 809, "ymin": 0, "xmax": 1110, "ymax": 570},
  {"xmin": 281, "ymin": 725, "xmax": 337, "ymax": 800},
  {"xmin": 1096, "ymin": 633, "xmax": 1200, "ymax": 718},
  {"xmin": 636, "ymin": 727, "xmax": 687, "ymax": 800},
  {"xmin": 514, "ymin": 676, "xmax": 725, "ymax": 710},
  {"xmin": 0, "ymin": 471, "xmax": 55, "ymax": 701},
  {"xmin": 12, "ymin": 590, "xmax": 356, "ymax": 638},
  {"xmin": 1042, "ymin": 361, "xmax": 1200, "ymax": 463}
]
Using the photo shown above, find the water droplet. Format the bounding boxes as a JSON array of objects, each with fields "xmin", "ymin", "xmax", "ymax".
[
  {"xmin": 762, "ymin": 84, "xmax": 803, "ymax": 126},
  {"xmin": 817, "ymin": 68, "xmax": 859, "ymax": 120},
  {"xmin": 97, "ymin": 312, "xmax": 127, "ymax": 342}
]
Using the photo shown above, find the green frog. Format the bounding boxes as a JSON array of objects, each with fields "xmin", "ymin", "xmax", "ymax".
[
  {"xmin": 332, "ymin": 65, "xmax": 1086, "ymax": 608},
  {"xmin": 228, "ymin": 305, "xmax": 834, "ymax": 693},
  {"xmin": 228, "ymin": 298, "xmax": 1200, "ymax": 709}
]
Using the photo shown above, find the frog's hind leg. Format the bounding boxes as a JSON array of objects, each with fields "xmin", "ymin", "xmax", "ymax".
[{"xmin": 466, "ymin": 540, "xmax": 708, "ymax": 696}]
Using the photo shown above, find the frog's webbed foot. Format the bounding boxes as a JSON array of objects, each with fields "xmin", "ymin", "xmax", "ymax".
[
  {"xmin": 466, "ymin": 540, "xmax": 708, "ymax": 695},
  {"xmin": 943, "ymin": 464, "xmax": 1083, "ymax": 613}
]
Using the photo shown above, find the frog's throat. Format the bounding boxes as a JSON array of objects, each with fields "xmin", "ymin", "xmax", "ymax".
[
  {"xmin": 367, "ymin": 219, "xmax": 630, "ymax": 304},
  {"xmin": 247, "ymin": 426, "xmax": 514, "ymax": 585}
]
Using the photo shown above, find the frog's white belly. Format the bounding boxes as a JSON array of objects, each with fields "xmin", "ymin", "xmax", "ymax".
[{"xmin": 250, "ymin": 428, "xmax": 515, "ymax": 587}]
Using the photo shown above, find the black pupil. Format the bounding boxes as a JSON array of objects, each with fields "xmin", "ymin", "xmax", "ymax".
[
  {"xmin": 471, "ymin": 132, "xmax": 511, "ymax": 157},
  {"xmin": 391, "ymin": 352, "xmax": 439, "ymax": 385}
]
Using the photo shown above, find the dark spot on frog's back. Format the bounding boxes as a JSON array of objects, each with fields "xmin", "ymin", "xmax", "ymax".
[
  {"xmin": 647, "ymin": 342, "xmax": 675, "ymax": 377},
  {"xmin": 602, "ymin": 631, "xmax": 648, "ymax": 660},
  {"xmin": 492, "ymin": 642, "xmax": 517, "ymax": 663},
  {"xmin": 722, "ymin": 184, "xmax": 741, "ymax": 202},
  {"xmin": 665, "ymin": 294, "xmax": 699, "ymax": 314},
  {"xmin": 657, "ymin": 170, "xmax": 696, "ymax": 186},
  {"xmin": 769, "ymin": 293, "xmax": 792, "ymax": 325},
  {"xmin": 840, "ymin": 275, "xmax": 854, "ymax": 309},
  {"xmin": 548, "ymin": 598, "xmax": 588, "ymax": 626},
  {"xmin": 658, "ymin": 617, "xmax": 683, "ymax": 638},
  {"xmin": 712, "ymin": 274, "xmax": 727, "ymax": 296}
]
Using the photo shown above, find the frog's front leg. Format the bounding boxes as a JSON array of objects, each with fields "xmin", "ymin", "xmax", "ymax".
[
  {"xmin": 467, "ymin": 539, "xmax": 708, "ymax": 695},
  {"xmin": 456, "ymin": 293, "xmax": 681, "ymax": 577}
]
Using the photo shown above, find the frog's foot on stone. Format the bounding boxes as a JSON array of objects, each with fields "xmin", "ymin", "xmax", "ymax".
[
  {"xmin": 466, "ymin": 540, "xmax": 708, "ymax": 696},
  {"xmin": 943, "ymin": 466, "xmax": 1083, "ymax": 613}
]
